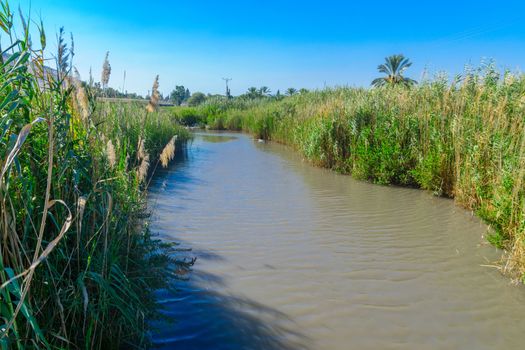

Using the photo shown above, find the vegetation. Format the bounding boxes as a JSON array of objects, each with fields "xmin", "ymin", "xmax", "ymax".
[
  {"xmin": 170, "ymin": 85, "xmax": 191, "ymax": 106},
  {"xmin": 187, "ymin": 91, "xmax": 207, "ymax": 106},
  {"xmin": 0, "ymin": 3, "xmax": 190, "ymax": 348},
  {"xmin": 286, "ymin": 88, "xmax": 298, "ymax": 96},
  {"xmin": 2, "ymin": 0, "xmax": 522, "ymax": 344},
  {"xmin": 372, "ymin": 54, "xmax": 417, "ymax": 87},
  {"xmin": 177, "ymin": 62, "xmax": 525, "ymax": 282}
]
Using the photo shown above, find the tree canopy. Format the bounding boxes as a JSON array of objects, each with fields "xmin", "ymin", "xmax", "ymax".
[
  {"xmin": 170, "ymin": 85, "xmax": 191, "ymax": 105},
  {"xmin": 371, "ymin": 54, "xmax": 417, "ymax": 87},
  {"xmin": 187, "ymin": 92, "xmax": 207, "ymax": 106}
]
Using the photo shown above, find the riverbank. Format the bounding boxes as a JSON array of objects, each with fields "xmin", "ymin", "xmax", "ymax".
[
  {"xmin": 0, "ymin": 7, "xmax": 189, "ymax": 348},
  {"xmin": 173, "ymin": 69, "xmax": 525, "ymax": 282}
]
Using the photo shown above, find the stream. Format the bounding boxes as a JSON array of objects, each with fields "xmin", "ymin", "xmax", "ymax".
[{"xmin": 148, "ymin": 132, "xmax": 525, "ymax": 350}]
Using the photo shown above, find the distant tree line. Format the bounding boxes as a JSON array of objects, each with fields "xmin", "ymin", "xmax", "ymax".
[
  {"xmin": 95, "ymin": 54, "xmax": 417, "ymax": 106},
  {"xmin": 238, "ymin": 86, "xmax": 309, "ymax": 100}
]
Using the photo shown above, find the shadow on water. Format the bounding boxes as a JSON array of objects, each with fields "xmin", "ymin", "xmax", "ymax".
[
  {"xmin": 150, "ymin": 249, "xmax": 312, "ymax": 350},
  {"xmin": 149, "ymin": 136, "xmax": 311, "ymax": 350}
]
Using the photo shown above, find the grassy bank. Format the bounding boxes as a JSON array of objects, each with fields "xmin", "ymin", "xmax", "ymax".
[
  {"xmin": 0, "ymin": 4, "xmax": 190, "ymax": 349},
  {"xmin": 177, "ymin": 67, "xmax": 525, "ymax": 282}
]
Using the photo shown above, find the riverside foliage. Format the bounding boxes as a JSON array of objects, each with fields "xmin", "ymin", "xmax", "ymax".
[
  {"xmin": 178, "ymin": 65, "xmax": 525, "ymax": 282},
  {"xmin": 0, "ymin": 3, "xmax": 190, "ymax": 348}
]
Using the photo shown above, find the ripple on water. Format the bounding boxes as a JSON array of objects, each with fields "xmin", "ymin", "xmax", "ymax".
[{"xmin": 148, "ymin": 132, "xmax": 525, "ymax": 350}]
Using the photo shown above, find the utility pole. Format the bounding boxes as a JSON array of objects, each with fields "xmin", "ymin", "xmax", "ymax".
[
  {"xmin": 222, "ymin": 77, "xmax": 232, "ymax": 99},
  {"xmin": 122, "ymin": 70, "xmax": 126, "ymax": 95}
]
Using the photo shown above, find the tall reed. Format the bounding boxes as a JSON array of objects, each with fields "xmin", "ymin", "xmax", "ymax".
[{"xmin": 0, "ymin": 3, "xmax": 190, "ymax": 348}]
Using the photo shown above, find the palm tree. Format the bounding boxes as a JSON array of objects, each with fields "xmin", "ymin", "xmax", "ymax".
[
  {"xmin": 286, "ymin": 88, "xmax": 297, "ymax": 96},
  {"xmin": 246, "ymin": 87, "xmax": 260, "ymax": 99},
  {"xmin": 371, "ymin": 54, "xmax": 417, "ymax": 87},
  {"xmin": 259, "ymin": 86, "xmax": 271, "ymax": 96}
]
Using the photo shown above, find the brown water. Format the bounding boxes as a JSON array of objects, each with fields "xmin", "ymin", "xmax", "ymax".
[{"xmin": 148, "ymin": 132, "xmax": 525, "ymax": 350}]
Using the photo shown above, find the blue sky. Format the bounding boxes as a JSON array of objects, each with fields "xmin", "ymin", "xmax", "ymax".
[{"xmin": 9, "ymin": 0, "xmax": 525, "ymax": 96}]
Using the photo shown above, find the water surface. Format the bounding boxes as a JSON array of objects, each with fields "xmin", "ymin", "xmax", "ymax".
[{"xmin": 148, "ymin": 132, "xmax": 525, "ymax": 350}]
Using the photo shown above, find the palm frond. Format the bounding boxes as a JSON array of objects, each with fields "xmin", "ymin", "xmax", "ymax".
[{"xmin": 372, "ymin": 54, "xmax": 416, "ymax": 88}]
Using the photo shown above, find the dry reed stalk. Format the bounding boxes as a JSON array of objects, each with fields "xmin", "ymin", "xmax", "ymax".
[{"xmin": 1, "ymin": 116, "xmax": 71, "ymax": 339}]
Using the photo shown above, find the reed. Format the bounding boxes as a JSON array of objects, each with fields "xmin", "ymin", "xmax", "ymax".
[
  {"xmin": 0, "ymin": 3, "xmax": 190, "ymax": 348},
  {"xmin": 101, "ymin": 51, "xmax": 111, "ymax": 90},
  {"xmin": 146, "ymin": 75, "xmax": 160, "ymax": 113},
  {"xmin": 160, "ymin": 136, "xmax": 177, "ymax": 168},
  {"xmin": 194, "ymin": 65, "xmax": 525, "ymax": 283}
]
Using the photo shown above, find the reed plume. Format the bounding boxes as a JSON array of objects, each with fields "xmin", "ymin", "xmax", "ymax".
[
  {"xmin": 138, "ymin": 154, "xmax": 150, "ymax": 182},
  {"xmin": 136, "ymin": 137, "xmax": 149, "ymax": 181},
  {"xmin": 137, "ymin": 137, "xmax": 146, "ymax": 161},
  {"xmin": 101, "ymin": 51, "xmax": 111, "ymax": 89},
  {"xmin": 106, "ymin": 139, "xmax": 116, "ymax": 168},
  {"xmin": 146, "ymin": 75, "xmax": 160, "ymax": 113},
  {"xmin": 160, "ymin": 136, "xmax": 177, "ymax": 168},
  {"xmin": 73, "ymin": 68, "xmax": 89, "ymax": 121}
]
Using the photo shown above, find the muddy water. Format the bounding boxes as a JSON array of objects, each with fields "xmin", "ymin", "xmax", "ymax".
[{"xmin": 148, "ymin": 132, "xmax": 525, "ymax": 350}]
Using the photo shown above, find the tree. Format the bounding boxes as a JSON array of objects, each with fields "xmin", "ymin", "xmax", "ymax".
[
  {"xmin": 259, "ymin": 86, "xmax": 271, "ymax": 96},
  {"xmin": 371, "ymin": 54, "xmax": 417, "ymax": 87},
  {"xmin": 286, "ymin": 88, "xmax": 297, "ymax": 96},
  {"xmin": 170, "ymin": 85, "xmax": 190, "ymax": 106},
  {"xmin": 273, "ymin": 89, "xmax": 286, "ymax": 101},
  {"xmin": 187, "ymin": 92, "xmax": 206, "ymax": 106},
  {"xmin": 246, "ymin": 87, "xmax": 260, "ymax": 99}
]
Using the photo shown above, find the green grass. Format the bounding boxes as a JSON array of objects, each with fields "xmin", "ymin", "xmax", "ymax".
[
  {"xmin": 0, "ymin": 3, "xmax": 191, "ymax": 348},
  {"xmin": 185, "ymin": 67, "xmax": 525, "ymax": 283}
]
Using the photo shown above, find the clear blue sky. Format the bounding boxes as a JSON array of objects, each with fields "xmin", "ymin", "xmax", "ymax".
[{"xmin": 10, "ymin": 0, "xmax": 525, "ymax": 96}]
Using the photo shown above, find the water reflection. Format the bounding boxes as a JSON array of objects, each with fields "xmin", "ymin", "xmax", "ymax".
[{"xmin": 199, "ymin": 134, "xmax": 238, "ymax": 143}]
